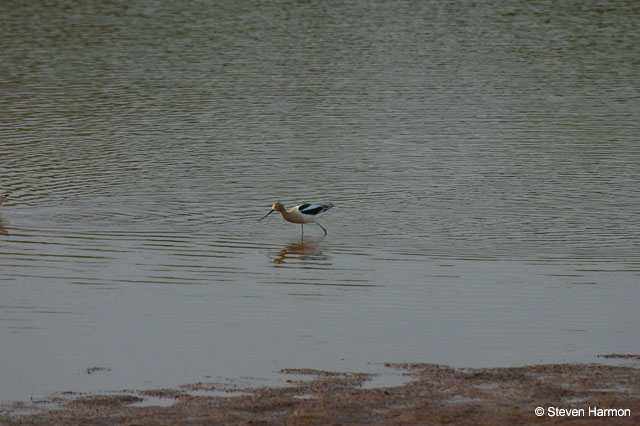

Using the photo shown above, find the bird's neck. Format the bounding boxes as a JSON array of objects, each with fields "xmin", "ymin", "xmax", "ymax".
[{"xmin": 279, "ymin": 210, "xmax": 290, "ymax": 219}]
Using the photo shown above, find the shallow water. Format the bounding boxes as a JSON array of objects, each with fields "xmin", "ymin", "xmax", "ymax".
[{"xmin": 1, "ymin": 0, "xmax": 639, "ymax": 401}]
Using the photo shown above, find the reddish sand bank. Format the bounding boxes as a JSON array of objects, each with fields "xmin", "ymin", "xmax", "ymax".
[{"xmin": 2, "ymin": 357, "xmax": 639, "ymax": 425}]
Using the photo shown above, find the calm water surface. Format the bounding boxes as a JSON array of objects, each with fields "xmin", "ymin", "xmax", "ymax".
[{"xmin": 1, "ymin": 1, "xmax": 639, "ymax": 401}]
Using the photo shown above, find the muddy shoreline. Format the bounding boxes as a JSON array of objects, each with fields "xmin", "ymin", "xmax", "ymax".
[{"xmin": 2, "ymin": 356, "xmax": 639, "ymax": 425}]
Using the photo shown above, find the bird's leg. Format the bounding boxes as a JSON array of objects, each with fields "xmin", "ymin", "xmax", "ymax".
[
  {"xmin": 301, "ymin": 224, "xmax": 304, "ymax": 238},
  {"xmin": 316, "ymin": 222, "xmax": 327, "ymax": 235}
]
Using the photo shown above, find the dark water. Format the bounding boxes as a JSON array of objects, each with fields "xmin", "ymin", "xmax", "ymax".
[{"xmin": 1, "ymin": 1, "xmax": 639, "ymax": 401}]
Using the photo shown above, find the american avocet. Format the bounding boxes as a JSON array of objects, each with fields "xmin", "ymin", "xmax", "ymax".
[{"xmin": 258, "ymin": 202, "xmax": 334, "ymax": 236}]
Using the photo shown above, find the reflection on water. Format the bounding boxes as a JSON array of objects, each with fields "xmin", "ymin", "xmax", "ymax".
[
  {"xmin": 0, "ymin": 215, "xmax": 7, "ymax": 236},
  {"xmin": 270, "ymin": 238, "xmax": 329, "ymax": 267},
  {"xmin": 1, "ymin": 0, "xmax": 639, "ymax": 403}
]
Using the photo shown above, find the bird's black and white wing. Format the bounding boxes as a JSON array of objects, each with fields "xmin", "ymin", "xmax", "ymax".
[{"xmin": 296, "ymin": 203, "xmax": 334, "ymax": 217}]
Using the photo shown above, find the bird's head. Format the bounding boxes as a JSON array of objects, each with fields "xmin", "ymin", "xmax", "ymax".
[
  {"xmin": 271, "ymin": 202, "xmax": 286, "ymax": 213},
  {"xmin": 258, "ymin": 202, "xmax": 285, "ymax": 222}
]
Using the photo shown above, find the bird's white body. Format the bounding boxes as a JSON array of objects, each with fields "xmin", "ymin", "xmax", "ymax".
[
  {"xmin": 259, "ymin": 202, "xmax": 334, "ymax": 235},
  {"xmin": 285, "ymin": 203, "xmax": 333, "ymax": 224}
]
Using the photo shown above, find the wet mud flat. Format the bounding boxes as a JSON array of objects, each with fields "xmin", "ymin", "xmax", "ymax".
[{"xmin": 2, "ymin": 358, "xmax": 639, "ymax": 425}]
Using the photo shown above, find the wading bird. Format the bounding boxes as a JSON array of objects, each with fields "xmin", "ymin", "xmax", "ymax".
[{"xmin": 259, "ymin": 202, "xmax": 334, "ymax": 236}]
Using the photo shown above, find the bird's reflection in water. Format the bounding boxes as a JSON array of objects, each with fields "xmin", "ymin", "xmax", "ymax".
[
  {"xmin": 0, "ymin": 215, "xmax": 7, "ymax": 236},
  {"xmin": 270, "ymin": 237, "xmax": 331, "ymax": 267}
]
